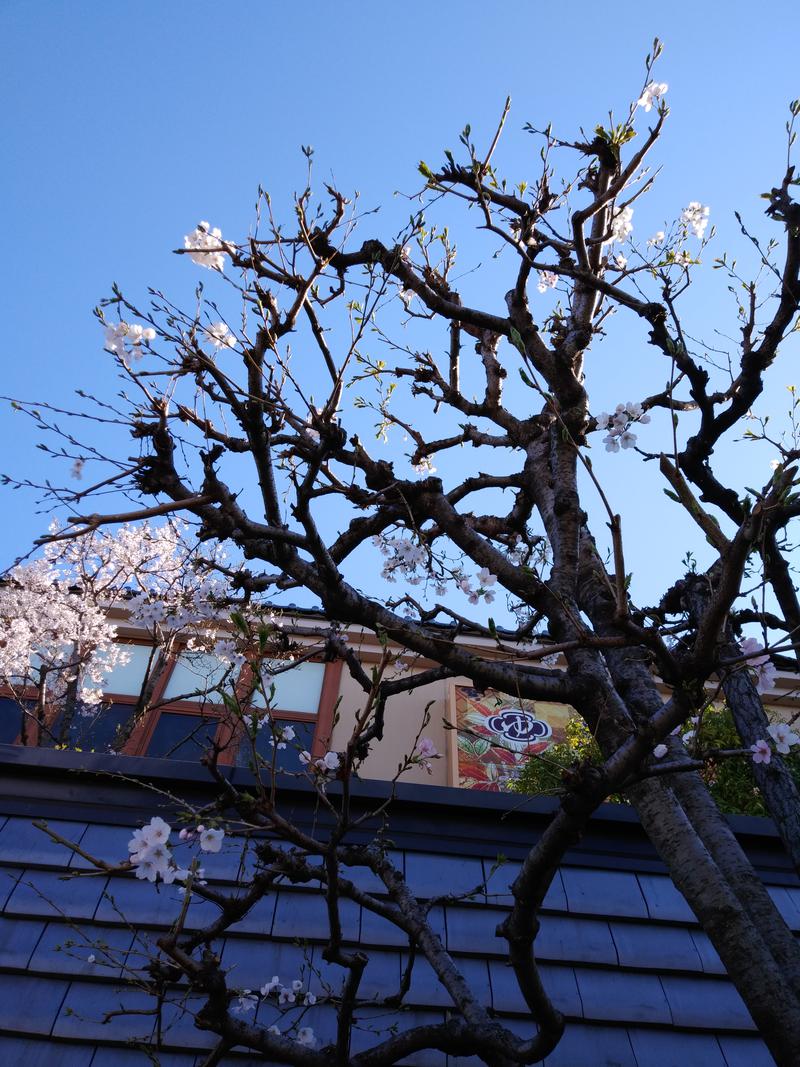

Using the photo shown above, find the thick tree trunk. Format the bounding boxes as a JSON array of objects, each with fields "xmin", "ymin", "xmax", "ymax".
[
  {"xmin": 631, "ymin": 776, "xmax": 800, "ymax": 1065},
  {"xmin": 670, "ymin": 758, "xmax": 800, "ymax": 997},
  {"xmin": 680, "ymin": 573, "xmax": 800, "ymax": 877},
  {"xmin": 720, "ymin": 648, "xmax": 800, "ymax": 876}
]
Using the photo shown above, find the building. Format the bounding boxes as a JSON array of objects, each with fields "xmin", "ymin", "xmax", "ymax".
[{"xmin": 0, "ymin": 609, "xmax": 796, "ymax": 1064}]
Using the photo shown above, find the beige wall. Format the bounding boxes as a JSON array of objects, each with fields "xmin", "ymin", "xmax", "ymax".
[{"xmin": 330, "ymin": 663, "xmax": 457, "ymax": 787}]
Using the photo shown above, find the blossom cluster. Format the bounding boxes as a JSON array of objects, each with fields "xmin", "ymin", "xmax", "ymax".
[
  {"xmin": 595, "ymin": 401, "xmax": 650, "ymax": 453},
  {"xmin": 233, "ymin": 975, "xmax": 317, "ymax": 1046},
  {"xmin": 681, "ymin": 202, "xmax": 710, "ymax": 240},
  {"xmin": 127, "ymin": 816, "xmax": 223, "ymax": 883},
  {"xmin": 104, "ymin": 321, "xmax": 156, "ymax": 360},
  {"xmin": 637, "ymin": 81, "xmax": 668, "ymax": 112},
  {"xmin": 414, "ymin": 737, "xmax": 439, "ymax": 774},
  {"xmin": 266, "ymin": 722, "xmax": 296, "ymax": 749},
  {"xmin": 537, "ymin": 270, "xmax": 558, "ymax": 293},
  {"xmin": 300, "ymin": 748, "xmax": 341, "ymax": 778},
  {"xmin": 739, "ymin": 638, "xmax": 777, "ymax": 694},
  {"xmin": 373, "ymin": 534, "xmax": 429, "ymax": 586},
  {"xmin": 610, "ymin": 206, "xmax": 634, "ymax": 244},
  {"xmin": 184, "ymin": 221, "xmax": 229, "ymax": 270},
  {"xmin": 458, "ymin": 567, "xmax": 498, "ymax": 606},
  {"xmin": 412, "ymin": 455, "xmax": 437, "ymax": 475},
  {"xmin": 0, "ymin": 556, "xmax": 128, "ymax": 707},
  {"xmin": 205, "ymin": 321, "xmax": 236, "ymax": 349},
  {"xmin": 751, "ymin": 722, "xmax": 800, "ymax": 765}
]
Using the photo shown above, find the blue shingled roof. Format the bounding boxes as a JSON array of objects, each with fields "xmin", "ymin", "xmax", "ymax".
[{"xmin": 0, "ymin": 748, "xmax": 794, "ymax": 1065}]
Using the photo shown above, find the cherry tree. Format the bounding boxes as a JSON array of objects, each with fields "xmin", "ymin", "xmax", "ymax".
[
  {"xmin": 10, "ymin": 44, "xmax": 800, "ymax": 1064},
  {"xmin": 0, "ymin": 521, "xmax": 288, "ymax": 749}
]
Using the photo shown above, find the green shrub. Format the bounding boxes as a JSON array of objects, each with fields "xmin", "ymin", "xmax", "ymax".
[{"xmin": 513, "ymin": 705, "xmax": 800, "ymax": 817}]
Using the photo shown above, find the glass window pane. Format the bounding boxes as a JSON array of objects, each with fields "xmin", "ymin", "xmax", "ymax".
[
  {"xmin": 162, "ymin": 652, "xmax": 234, "ymax": 703},
  {"xmin": 96, "ymin": 644, "xmax": 157, "ymax": 697},
  {"xmin": 0, "ymin": 698, "xmax": 23, "ymax": 744},
  {"xmin": 235, "ymin": 717, "xmax": 316, "ymax": 774},
  {"xmin": 249, "ymin": 661, "xmax": 325, "ymax": 714},
  {"xmin": 146, "ymin": 712, "xmax": 219, "ymax": 760},
  {"xmin": 47, "ymin": 702, "xmax": 135, "ymax": 754}
]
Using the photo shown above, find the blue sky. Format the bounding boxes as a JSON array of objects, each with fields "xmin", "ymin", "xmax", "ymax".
[{"xmin": 2, "ymin": 1, "xmax": 799, "ymax": 608}]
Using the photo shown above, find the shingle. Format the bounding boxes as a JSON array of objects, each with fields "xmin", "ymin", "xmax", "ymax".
[
  {"xmin": 660, "ymin": 975, "xmax": 755, "ymax": 1030},
  {"xmin": 313, "ymin": 947, "xmax": 401, "ymax": 1002},
  {"xmin": 52, "ymin": 981, "xmax": 156, "ymax": 1042},
  {"xmin": 401, "ymin": 953, "xmax": 491, "ymax": 1009},
  {"xmin": 159, "ymin": 993, "xmax": 216, "ymax": 1049},
  {"xmin": 0, "ymin": 914, "xmax": 45, "ymax": 966},
  {"xmin": 67, "ymin": 824, "xmax": 128, "ymax": 870},
  {"xmin": 405, "ymin": 852, "xmax": 486, "ymax": 901},
  {"xmin": 0, "ymin": 1036, "xmax": 94, "ymax": 1067},
  {"xmin": 340, "ymin": 850, "xmax": 405, "ymax": 895},
  {"xmin": 490, "ymin": 960, "xmax": 580, "ymax": 1017},
  {"xmin": 0, "ymin": 973, "xmax": 69, "ymax": 1034},
  {"xmin": 497, "ymin": 1018, "xmax": 637, "ymax": 1066},
  {"xmin": 94, "ymin": 876, "xmax": 220, "ymax": 928},
  {"xmin": 271, "ymin": 890, "xmax": 360, "ymax": 942},
  {"xmin": 169, "ymin": 838, "xmax": 258, "ymax": 884},
  {"xmin": 0, "ymin": 866, "xmax": 23, "ymax": 908},
  {"xmin": 349, "ymin": 1005, "xmax": 448, "ymax": 1066},
  {"xmin": 90, "ymin": 1047, "xmax": 197, "ymax": 1066},
  {"xmin": 636, "ymin": 874, "xmax": 696, "ymax": 922},
  {"xmin": 483, "ymin": 860, "xmax": 567, "ymax": 911},
  {"xmin": 766, "ymin": 885, "xmax": 800, "ymax": 930},
  {"xmin": 609, "ymin": 920, "xmax": 702, "ymax": 972},
  {"xmin": 628, "ymin": 1027, "xmax": 728, "ymax": 1066},
  {"xmin": 0, "ymin": 817, "xmax": 88, "ymax": 867},
  {"xmin": 782, "ymin": 887, "xmax": 800, "ymax": 928},
  {"xmin": 444, "ymin": 905, "xmax": 506, "ymax": 955},
  {"xmin": 543, "ymin": 1022, "xmax": 637, "ymax": 1066},
  {"xmin": 717, "ymin": 1034, "xmax": 775, "ymax": 1067},
  {"xmin": 28, "ymin": 921, "xmax": 134, "ymax": 978},
  {"xmin": 561, "ymin": 869, "xmax": 648, "ymax": 919},
  {"xmin": 360, "ymin": 902, "xmax": 445, "ymax": 949},
  {"xmin": 574, "ymin": 967, "xmax": 672, "ymax": 1025},
  {"xmin": 537, "ymin": 915, "xmax": 618, "ymax": 966},
  {"xmin": 221, "ymin": 935, "xmax": 310, "ymax": 991},
  {"xmin": 690, "ymin": 931, "xmax": 726, "ymax": 975},
  {"xmin": 226, "ymin": 888, "xmax": 277, "ymax": 935},
  {"xmin": 5, "ymin": 869, "xmax": 108, "ymax": 920}
]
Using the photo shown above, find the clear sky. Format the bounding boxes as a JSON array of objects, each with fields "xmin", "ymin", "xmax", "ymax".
[{"xmin": 2, "ymin": 1, "xmax": 799, "ymax": 608}]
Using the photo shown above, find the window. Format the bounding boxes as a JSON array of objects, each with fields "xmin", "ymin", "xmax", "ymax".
[{"xmin": 0, "ymin": 640, "xmax": 342, "ymax": 767}]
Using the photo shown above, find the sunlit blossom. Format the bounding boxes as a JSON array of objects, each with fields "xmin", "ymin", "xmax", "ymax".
[
  {"xmin": 184, "ymin": 221, "xmax": 228, "ymax": 270},
  {"xmin": 637, "ymin": 81, "xmax": 668, "ymax": 112}
]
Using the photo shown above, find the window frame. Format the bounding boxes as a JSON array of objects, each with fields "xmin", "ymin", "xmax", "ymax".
[{"xmin": 0, "ymin": 640, "xmax": 342, "ymax": 767}]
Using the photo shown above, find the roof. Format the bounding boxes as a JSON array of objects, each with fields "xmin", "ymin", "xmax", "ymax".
[{"xmin": 0, "ymin": 745, "xmax": 791, "ymax": 1066}]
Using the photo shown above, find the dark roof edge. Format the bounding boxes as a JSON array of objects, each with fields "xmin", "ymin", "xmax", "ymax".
[{"xmin": 0, "ymin": 743, "xmax": 784, "ymax": 845}]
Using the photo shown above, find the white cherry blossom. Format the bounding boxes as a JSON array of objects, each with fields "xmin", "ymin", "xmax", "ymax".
[
  {"xmin": 767, "ymin": 721, "xmax": 800, "ymax": 755},
  {"xmin": 739, "ymin": 638, "xmax": 777, "ymax": 693},
  {"xmin": 610, "ymin": 206, "xmax": 634, "ymax": 243},
  {"xmin": 296, "ymin": 1027, "xmax": 316, "ymax": 1048},
  {"xmin": 412, "ymin": 456, "xmax": 436, "ymax": 475},
  {"xmin": 184, "ymin": 221, "xmax": 228, "ymax": 270},
  {"xmin": 199, "ymin": 827, "xmax": 225, "ymax": 853},
  {"xmin": 751, "ymin": 739, "xmax": 772, "ymax": 765},
  {"xmin": 205, "ymin": 322, "xmax": 236, "ymax": 349},
  {"xmin": 637, "ymin": 81, "xmax": 668, "ymax": 112},
  {"xmin": 681, "ymin": 202, "xmax": 710, "ymax": 240},
  {"xmin": 537, "ymin": 270, "xmax": 558, "ymax": 293}
]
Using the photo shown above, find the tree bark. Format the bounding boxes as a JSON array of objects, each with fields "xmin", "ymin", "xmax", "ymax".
[{"xmin": 631, "ymin": 776, "xmax": 800, "ymax": 1065}]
